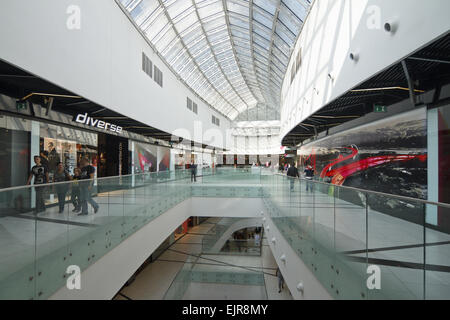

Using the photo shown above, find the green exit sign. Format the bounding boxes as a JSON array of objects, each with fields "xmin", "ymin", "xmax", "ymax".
[{"xmin": 374, "ymin": 104, "xmax": 387, "ymax": 113}]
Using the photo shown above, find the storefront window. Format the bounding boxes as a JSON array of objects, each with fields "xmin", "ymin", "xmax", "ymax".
[
  {"xmin": 39, "ymin": 122, "xmax": 98, "ymax": 177},
  {"xmin": 0, "ymin": 115, "xmax": 31, "ymax": 188}
]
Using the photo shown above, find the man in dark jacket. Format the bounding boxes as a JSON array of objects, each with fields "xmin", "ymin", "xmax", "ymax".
[
  {"xmin": 304, "ymin": 165, "xmax": 315, "ymax": 193},
  {"xmin": 78, "ymin": 158, "xmax": 99, "ymax": 216},
  {"xmin": 287, "ymin": 163, "xmax": 300, "ymax": 191},
  {"xmin": 190, "ymin": 161, "xmax": 198, "ymax": 182},
  {"xmin": 27, "ymin": 156, "xmax": 49, "ymax": 214}
]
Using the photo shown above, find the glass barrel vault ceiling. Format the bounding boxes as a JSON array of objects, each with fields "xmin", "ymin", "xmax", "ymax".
[{"xmin": 119, "ymin": 0, "xmax": 311, "ymax": 121}]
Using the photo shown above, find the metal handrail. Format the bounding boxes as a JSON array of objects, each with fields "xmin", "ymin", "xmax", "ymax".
[
  {"xmin": 277, "ymin": 173, "xmax": 450, "ymax": 209},
  {"xmin": 3, "ymin": 169, "xmax": 448, "ymax": 209},
  {"xmin": 0, "ymin": 168, "xmax": 212, "ymax": 192}
]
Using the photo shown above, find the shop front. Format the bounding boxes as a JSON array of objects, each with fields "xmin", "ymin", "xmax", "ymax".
[
  {"xmin": 0, "ymin": 114, "xmax": 98, "ymax": 189},
  {"xmin": 98, "ymin": 133, "xmax": 129, "ymax": 178}
]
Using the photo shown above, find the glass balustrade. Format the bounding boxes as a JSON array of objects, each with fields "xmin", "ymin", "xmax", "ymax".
[
  {"xmin": 1, "ymin": 167, "xmax": 449, "ymax": 300},
  {"xmin": 261, "ymin": 174, "xmax": 450, "ymax": 300},
  {"xmin": 0, "ymin": 169, "xmax": 200, "ymax": 300},
  {"xmin": 163, "ymin": 254, "xmax": 267, "ymax": 300}
]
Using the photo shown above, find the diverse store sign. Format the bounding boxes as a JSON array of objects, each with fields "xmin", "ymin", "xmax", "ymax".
[{"xmin": 75, "ymin": 113, "xmax": 123, "ymax": 134}]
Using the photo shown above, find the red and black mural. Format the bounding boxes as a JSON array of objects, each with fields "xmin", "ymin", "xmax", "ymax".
[
  {"xmin": 134, "ymin": 142, "xmax": 157, "ymax": 173},
  {"xmin": 298, "ymin": 108, "xmax": 428, "ymax": 224},
  {"xmin": 158, "ymin": 147, "xmax": 171, "ymax": 172},
  {"xmin": 437, "ymin": 106, "xmax": 450, "ymax": 231}
]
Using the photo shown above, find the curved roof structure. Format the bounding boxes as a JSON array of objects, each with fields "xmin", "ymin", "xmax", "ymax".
[{"xmin": 119, "ymin": 0, "xmax": 311, "ymax": 121}]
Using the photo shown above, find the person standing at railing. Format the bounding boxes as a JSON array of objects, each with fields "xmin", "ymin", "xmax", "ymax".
[
  {"xmin": 190, "ymin": 161, "xmax": 197, "ymax": 183},
  {"xmin": 287, "ymin": 163, "xmax": 300, "ymax": 191},
  {"xmin": 71, "ymin": 167, "xmax": 82, "ymax": 213},
  {"xmin": 304, "ymin": 165, "xmax": 315, "ymax": 193},
  {"xmin": 78, "ymin": 158, "xmax": 99, "ymax": 216},
  {"xmin": 236, "ymin": 232, "xmax": 243, "ymax": 252},
  {"xmin": 53, "ymin": 162, "xmax": 72, "ymax": 214},
  {"xmin": 254, "ymin": 231, "xmax": 261, "ymax": 247},
  {"xmin": 27, "ymin": 155, "xmax": 49, "ymax": 214}
]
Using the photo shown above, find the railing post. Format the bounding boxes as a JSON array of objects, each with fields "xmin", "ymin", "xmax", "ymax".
[
  {"xmin": 365, "ymin": 192, "xmax": 369, "ymax": 300},
  {"xmin": 299, "ymin": 177, "xmax": 302, "ymax": 219},
  {"xmin": 423, "ymin": 202, "xmax": 426, "ymax": 300},
  {"xmin": 333, "ymin": 185, "xmax": 336, "ymax": 251}
]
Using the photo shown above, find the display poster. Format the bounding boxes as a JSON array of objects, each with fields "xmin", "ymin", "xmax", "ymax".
[
  {"xmin": 298, "ymin": 108, "xmax": 427, "ymax": 223},
  {"xmin": 158, "ymin": 146, "xmax": 171, "ymax": 171},
  {"xmin": 134, "ymin": 142, "xmax": 157, "ymax": 173}
]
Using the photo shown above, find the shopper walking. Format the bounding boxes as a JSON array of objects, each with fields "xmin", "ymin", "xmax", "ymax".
[
  {"xmin": 287, "ymin": 163, "xmax": 300, "ymax": 191},
  {"xmin": 53, "ymin": 162, "xmax": 72, "ymax": 213},
  {"xmin": 276, "ymin": 267, "xmax": 284, "ymax": 293},
  {"xmin": 27, "ymin": 156, "xmax": 49, "ymax": 214},
  {"xmin": 71, "ymin": 167, "xmax": 82, "ymax": 213},
  {"xmin": 79, "ymin": 158, "xmax": 99, "ymax": 216},
  {"xmin": 304, "ymin": 165, "xmax": 315, "ymax": 193}
]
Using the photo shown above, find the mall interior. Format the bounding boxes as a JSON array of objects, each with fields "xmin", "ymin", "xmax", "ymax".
[{"xmin": 0, "ymin": 0, "xmax": 449, "ymax": 300}]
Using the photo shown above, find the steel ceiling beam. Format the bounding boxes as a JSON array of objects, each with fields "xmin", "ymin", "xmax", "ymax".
[
  {"xmin": 401, "ymin": 60, "xmax": 417, "ymax": 107},
  {"xmin": 221, "ymin": 0, "xmax": 261, "ymax": 116},
  {"xmin": 408, "ymin": 56, "xmax": 450, "ymax": 65}
]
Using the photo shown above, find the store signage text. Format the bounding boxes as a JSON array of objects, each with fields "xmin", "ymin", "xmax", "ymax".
[{"xmin": 75, "ymin": 113, "xmax": 123, "ymax": 134}]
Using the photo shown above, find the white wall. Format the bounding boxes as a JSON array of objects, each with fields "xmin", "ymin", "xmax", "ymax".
[
  {"xmin": 281, "ymin": 0, "xmax": 450, "ymax": 139},
  {"xmin": 0, "ymin": 0, "xmax": 230, "ymax": 149},
  {"xmin": 191, "ymin": 198, "xmax": 265, "ymax": 218},
  {"xmin": 225, "ymin": 134, "xmax": 283, "ymax": 155},
  {"xmin": 262, "ymin": 213, "xmax": 333, "ymax": 300}
]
